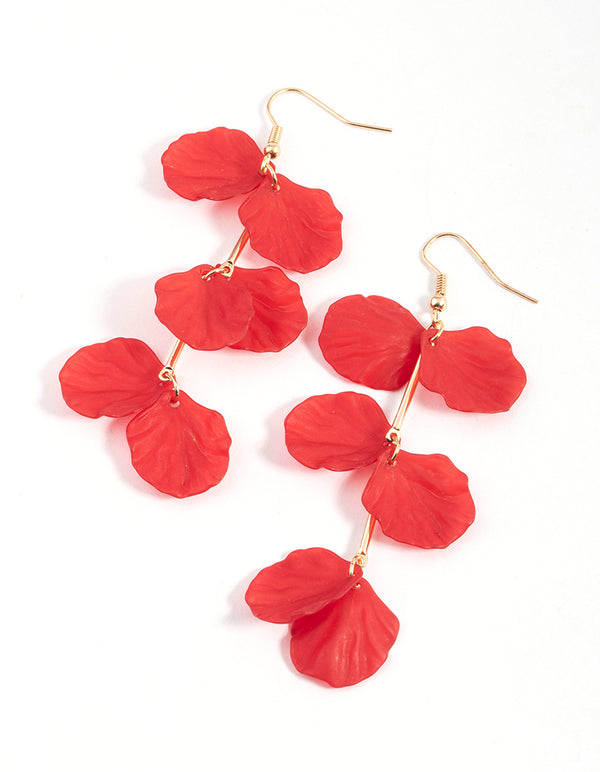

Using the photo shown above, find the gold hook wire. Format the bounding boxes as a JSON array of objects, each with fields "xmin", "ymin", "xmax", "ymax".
[
  {"xmin": 421, "ymin": 233, "xmax": 538, "ymax": 304},
  {"xmin": 263, "ymin": 87, "xmax": 392, "ymax": 157}
]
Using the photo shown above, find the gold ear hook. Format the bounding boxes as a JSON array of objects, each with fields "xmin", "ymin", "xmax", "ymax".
[
  {"xmin": 421, "ymin": 232, "xmax": 538, "ymax": 304},
  {"xmin": 263, "ymin": 87, "xmax": 392, "ymax": 157}
]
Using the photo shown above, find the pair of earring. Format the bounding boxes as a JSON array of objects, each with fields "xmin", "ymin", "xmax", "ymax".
[{"xmin": 58, "ymin": 88, "xmax": 537, "ymax": 687}]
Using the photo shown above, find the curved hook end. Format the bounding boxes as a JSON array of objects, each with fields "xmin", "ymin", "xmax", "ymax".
[
  {"xmin": 266, "ymin": 87, "xmax": 392, "ymax": 133},
  {"xmin": 421, "ymin": 233, "xmax": 539, "ymax": 304}
]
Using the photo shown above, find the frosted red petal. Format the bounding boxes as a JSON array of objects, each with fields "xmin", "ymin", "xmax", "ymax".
[
  {"xmin": 362, "ymin": 449, "xmax": 475, "ymax": 549},
  {"xmin": 59, "ymin": 337, "xmax": 165, "ymax": 418},
  {"xmin": 161, "ymin": 127, "xmax": 263, "ymax": 201},
  {"xmin": 154, "ymin": 264, "xmax": 254, "ymax": 350},
  {"xmin": 290, "ymin": 579, "xmax": 399, "ymax": 688},
  {"xmin": 318, "ymin": 295, "xmax": 423, "ymax": 390},
  {"xmin": 284, "ymin": 392, "xmax": 390, "ymax": 471},
  {"xmin": 238, "ymin": 175, "xmax": 343, "ymax": 273},
  {"xmin": 245, "ymin": 548, "xmax": 361, "ymax": 624},
  {"xmin": 126, "ymin": 390, "xmax": 231, "ymax": 498},
  {"xmin": 228, "ymin": 266, "xmax": 308, "ymax": 352},
  {"xmin": 419, "ymin": 326, "xmax": 527, "ymax": 413}
]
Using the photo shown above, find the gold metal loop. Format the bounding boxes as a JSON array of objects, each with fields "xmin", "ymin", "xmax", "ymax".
[
  {"xmin": 349, "ymin": 553, "xmax": 368, "ymax": 577},
  {"xmin": 429, "ymin": 320, "xmax": 445, "ymax": 344},
  {"xmin": 158, "ymin": 365, "xmax": 173, "ymax": 382},
  {"xmin": 259, "ymin": 154, "xmax": 278, "ymax": 188},
  {"xmin": 264, "ymin": 87, "xmax": 392, "ymax": 157},
  {"xmin": 202, "ymin": 263, "xmax": 234, "ymax": 280},
  {"xmin": 259, "ymin": 155, "xmax": 273, "ymax": 174},
  {"xmin": 421, "ymin": 233, "xmax": 539, "ymax": 304},
  {"xmin": 202, "ymin": 230, "xmax": 251, "ymax": 280},
  {"xmin": 387, "ymin": 442, "xmax": 401, "ymax": 465},
  {"xmin": 158, "ymin": 366, "xmax": 179, "ymax": 397}
]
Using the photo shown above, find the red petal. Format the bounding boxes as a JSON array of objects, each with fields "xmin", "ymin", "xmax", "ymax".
[
  {"xmin": 227, "ymin": 266, "xmax": 308, "ymax": 352},
  {"xmin": 126, "ymin": 390, "xmax": 231, "ymax": 498},
  {"xmin": 154, "ymin": 264, "xmax": 254, "ymax": 350},
  {"xmin": 318, "ymin": 295, "xmax": 423, "ymax": 389},
  {"xmin": 238, "ymin": 175, "xmax": 342, "ymax": 273},
  {"xmin": 284, "ymin": 392, "xmax": 390, "ymax": 471},
  {"xmin": 161, "ymin": 127, "xmax": 263, "ymax": 201},
  {"xmin": 362, "ymin": 450, "xmax": 475, "ymax": 548},
  {"xmin": 419, "ymin": 327, "xmax": 527, "ymax": 413},
  {"xmin": 59, "ymin": 338, "xmax": 164, "ymax": 418},
  {"xmin": 245, "ymin": 548, "xmax": 361, "ymax": 624},
  {"xmin": 290, "ymin": 579, "xmax": 399, "ymax": 687}
]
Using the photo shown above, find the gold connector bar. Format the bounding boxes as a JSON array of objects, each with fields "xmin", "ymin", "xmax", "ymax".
[{"xmin": 386, "ymin": 355, "xmax": 422, "ymax": 442}]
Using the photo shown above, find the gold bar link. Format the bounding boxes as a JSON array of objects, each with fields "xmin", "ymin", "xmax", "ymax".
[
  {"xmin": 385, "ymin": 355, "xmax": 422, "ymax": 444},
  {"xmin": 163, "ymin": 339, "xmax": 186, "ymax": 372}
]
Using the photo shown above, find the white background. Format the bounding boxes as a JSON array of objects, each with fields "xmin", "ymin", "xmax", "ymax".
[{"xmin": 2, "ymin": 1, "xmax": 599, "ymax": 770}]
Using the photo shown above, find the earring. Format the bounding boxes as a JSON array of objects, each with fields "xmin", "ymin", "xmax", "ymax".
[
  {"xmin": 58, "ymin": 88, "xmax": 391, "ymax": 498},
  {"xmin": 245, "ymin": 233, "xmax": 538, "ymax": 687}
]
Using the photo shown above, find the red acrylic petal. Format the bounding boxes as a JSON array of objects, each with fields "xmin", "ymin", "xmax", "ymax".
[
  {"xmin": 126, "ymin": 390, "xmax": 231, "ymax": 498},
  {"xmin": 245, "ymin": 548, "xmax": 361, "ymax": 624},
  {"xmin": 59, "ymin": 338, "xmax": 164, "ymax": 418},
  {"xmin": 318, "ymin": 295, "xmax": 423, "ymax": 390},
  {"xmin": 227, "ymin": 266, "xmax": 308, "ymax": 352},
  {"xmin": 419, "ymin": 326, "xmax": 527, "ymax": 413},
  {"xmin": 290, "ymin": 579, "xmax": 399, "ymax": 687},
  {"xmin": 284, "ymin": 392, "xmax": 390, "ymax": 471},
  {"xmin": 238, "ymin": 175, "xmax": 343, "ymax": 273},
  {"xmin": 362, "ymin": 449, "xmax": 475, "ymax": 548},
  {"xmin": 161, "ymin": 127, "xmax": 263, "ymax": 201},
  {"xmin": 154, "ymin": 264, "xmax": 254, "ymax": 350}
]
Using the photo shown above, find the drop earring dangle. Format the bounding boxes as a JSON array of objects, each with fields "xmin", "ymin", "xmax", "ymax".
[
  {"xmin": 245, "ymin": 233, "xmax": 538, "ymax": 687},
  {"xmin": 58, "ymin": 88, "xmax": 391, "ymax": 498}
]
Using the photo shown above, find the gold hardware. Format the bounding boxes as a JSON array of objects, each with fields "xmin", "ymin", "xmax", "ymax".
[
  {"xmin": 434, "ymin": 273, "xmax": 447, "ymax": 297},
  {"xmin": 421, "ymin": 232, "xmax": 538, "ymax": 344},
  {"xmin": 259, "ymin": 155, "xmax": 278, "ymax": 189},
  {"xmin": 264, "ymin": 125, "xmax": 283, "ymax": 158},
  {"xmin": 421, "ymin": 232, "xmax": 539, "ymax": 304},
  {"xmin": 385, "ymin": 355, "xmax": 422, "ymax": 463},
  {"xmin": 202, "ymin": 230, "xmax": 250, "ymax": 280},
  {"xmin": 429, "ymin": 320, "xmax": 445, "ymax": 344},
  {"xmin": 349, "ymin": 516, "xmax": 376, "ymax": 577},
  {"xmin": 263, "ymin": 87, "xmax": 392, "ymax": 159},
  {"xmin": 158, "ymin": 339, "xmax": 186, "ymax": 397}
]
